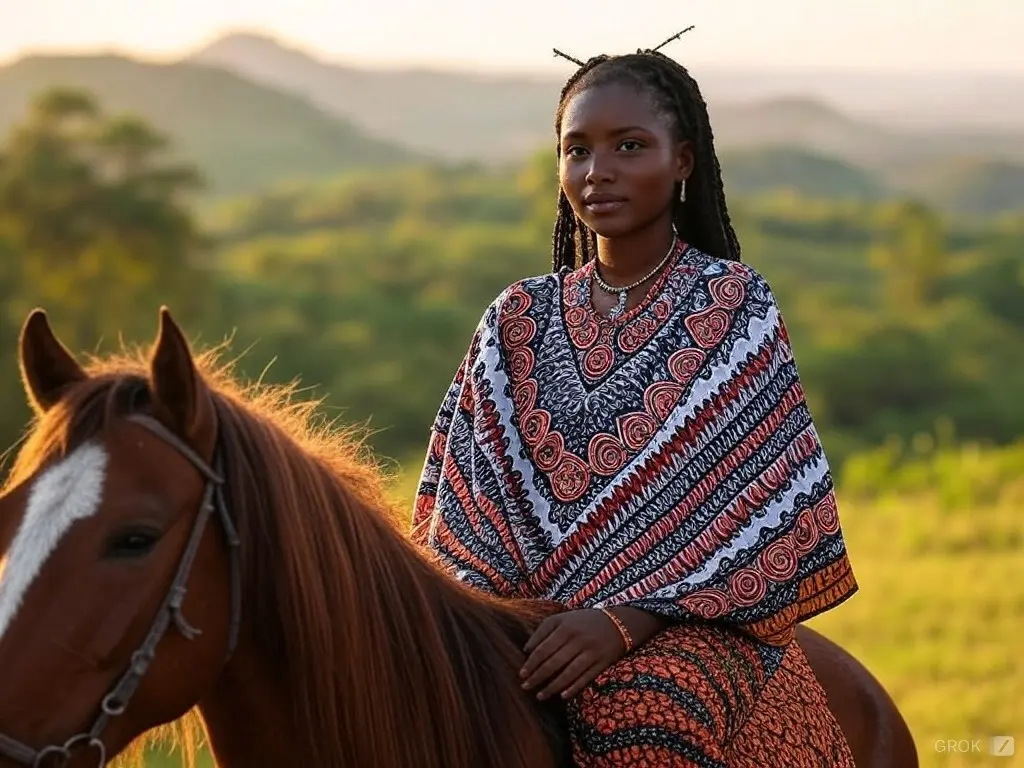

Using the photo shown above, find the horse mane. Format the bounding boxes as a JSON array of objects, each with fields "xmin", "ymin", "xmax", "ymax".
[{"xmin": 4, "ymin": 343, "xmax": 564, "ymax": 768}]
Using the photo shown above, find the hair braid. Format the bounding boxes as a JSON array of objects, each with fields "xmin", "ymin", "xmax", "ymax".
[
  {"xmin": 551, "ymin": 55, "xmax": 608, "ymax": 272},
  {"xmin": 550, "ymin": 49, "xmax": 741, "ymax": 273},
  {"xmin": 552, "ymin": 190, "xmax": 577, "ymax": 272}
]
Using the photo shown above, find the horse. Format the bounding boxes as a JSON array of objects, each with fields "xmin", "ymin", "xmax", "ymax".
[{"xmin": 0, "ymin": 307, "xmax": 918, "ymax": 768}]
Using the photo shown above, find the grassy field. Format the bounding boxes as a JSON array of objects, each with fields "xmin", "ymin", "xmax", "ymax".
[
  {"xmin": 807, "ymin": 502, "xmax": 1021, "ymax": 766},
  {"xmin": 136, "ymin": 447, "xmax": 1022, "ymax": 768}
]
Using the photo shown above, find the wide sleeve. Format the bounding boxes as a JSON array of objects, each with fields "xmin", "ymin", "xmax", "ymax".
[
  {"xmin": 602, "ymin": 268, "xmax": 858, "ymax": 646},
  {"xmin": 411, "ymin": 300, "xmax": 529, "ymax": 597}
]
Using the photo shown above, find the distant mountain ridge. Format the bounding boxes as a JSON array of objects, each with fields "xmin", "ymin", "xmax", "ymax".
[
  {"xmin": 191, "ymin": 32, "xmax": 1024, "ymax": 128},
  {"xmin": 186, "ymin": 34, "xmax": 1024, "ymax": 211},
  {"xmin": 719, "ymin": 147, "xmax": 887, "ymax": 201},
  {"xmin": 190, "ymin": 32, "xmax": 561, "ymax": 163},
  {"xmin": 191, "ymin": 32, "xmax": 1024, "ymax": 169},
  {"xmin": 0, "ymin": 53, "xmax": 423, "ymax": 197},
  {"xmin": 1, "ymin": 34, "xmax": 1022, "ymax": 212}
]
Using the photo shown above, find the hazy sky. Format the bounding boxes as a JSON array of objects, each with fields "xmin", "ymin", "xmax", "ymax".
[{"xmin": 1, "ymin": 0, "xmax": 1020, "ymax": 75}]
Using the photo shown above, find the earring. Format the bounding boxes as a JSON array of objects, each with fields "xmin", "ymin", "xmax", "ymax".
[{"xmin": 679, "ymin": 179, "xmax": 687, "ymax": 203}]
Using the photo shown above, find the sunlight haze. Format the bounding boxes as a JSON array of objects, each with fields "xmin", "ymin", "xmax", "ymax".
[{"xmin": 1, "ymin": 0, "xmax": 1019, "ymax": 74}]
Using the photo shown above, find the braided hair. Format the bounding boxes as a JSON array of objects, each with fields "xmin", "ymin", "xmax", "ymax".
[{"xmin": 551, "ymin": 48, "xmax": 741, "ymax": 272}]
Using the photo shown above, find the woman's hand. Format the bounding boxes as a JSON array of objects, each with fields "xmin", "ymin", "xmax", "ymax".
[{"xmin": 520, "ymin": 608, "xmax": 629, "ymax": 701}]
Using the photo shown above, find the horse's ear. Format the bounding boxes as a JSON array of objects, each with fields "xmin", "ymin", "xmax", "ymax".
[
  {"xmin": 19, "ymin": 308, "xmax": 88, "ymax": 414},
  {"xmin": 148, "ymin": 307, "xmax": 217, "ymax": 454}
]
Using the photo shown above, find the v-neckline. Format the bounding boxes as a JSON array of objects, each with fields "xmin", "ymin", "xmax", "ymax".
[
  {"xmin": 557, "ymin": 241, "xmax": 688, "ymax": 391},
  {"xmin": 581, "ymin": 240, "xmax": 685, "ymax": 327}
]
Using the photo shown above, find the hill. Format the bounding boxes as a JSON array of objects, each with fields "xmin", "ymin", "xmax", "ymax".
[
  {"xmin": 191, "ymin": 33, "xmax": 1024, "ymax": 175},
  {"xmin": 191, "ymin": 32, "xmax": 558, "ymax": 163},
  {"xmin": 3, "ymin": 40, "xmax": 1023, "ymax": 213},
  {"xmin": 720, "ymin": 146, "xmax": 888, "ymax": 200},
  {"xmin": 0, "ymin": 54, "xmax": 423, "ymax": 197},
  {"xmin": 707, "ymin": 97, "xmax": 1024, "ymax": 189},
  {"xmin": 901, "ymin": 158, "xmax": 1024, "ymax": 216}
]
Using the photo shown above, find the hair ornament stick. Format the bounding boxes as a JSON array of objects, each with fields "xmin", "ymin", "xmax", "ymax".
[
  {"xmin": 555, "ymin": 26, "xmax": 693, "ymax": 69},
  {"xmin": 553, "ymin": 48, "xmax": 585, "ymax": 67},
  {"xmin": 646, "ymin": 25, "xmax": 696, "ymax": 54}
]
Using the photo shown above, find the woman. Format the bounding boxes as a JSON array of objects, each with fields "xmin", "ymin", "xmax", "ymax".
[{"xmin": 412, "ymin": 42, "xmax": 857, "ymax": 768}]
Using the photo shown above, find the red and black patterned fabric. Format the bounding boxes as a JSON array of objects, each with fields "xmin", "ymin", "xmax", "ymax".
[
  {"xmin": 568, "ymin": 623, "xmax": 855, "ymax": 767},
  {"xmin": 412, "ymin": 243, "xmax": 857, "ymax": 765}
]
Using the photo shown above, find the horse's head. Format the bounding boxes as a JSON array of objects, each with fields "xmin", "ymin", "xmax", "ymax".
[{"xmin": 0, "ymin": 308, "xmax": 235, "ymax": 767}]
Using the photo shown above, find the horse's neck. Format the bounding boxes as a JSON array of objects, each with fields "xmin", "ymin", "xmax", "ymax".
[
  {"xmin": 198, "ymin": 650, "xmax": 302, "ymax": 767},
  {"xmin": 195, "ymin": 570, "xmax": 566, "ymax": 768},
  {"xmin": 197, "ymin": 451, "xmax": 566, "ymax": 768}
]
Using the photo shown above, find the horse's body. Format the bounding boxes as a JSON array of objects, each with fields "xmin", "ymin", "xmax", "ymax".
[
  {"xmin": 0, "ymin": 308, "xmax": 917, "ymax": 768},
  {"xmin": 798, "ymin": 625, "xmax": 919, "ymax": 768}
]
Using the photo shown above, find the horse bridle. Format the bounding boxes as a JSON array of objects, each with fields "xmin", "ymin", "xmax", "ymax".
[{"xmin": 0, "ymin": 414, "xmax": 242, "ymax": 768}]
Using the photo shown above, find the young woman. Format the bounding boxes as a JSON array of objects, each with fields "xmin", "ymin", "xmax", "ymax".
[{"xmin": 412, "ymin": 44, "xmax": 858, "ymax": 767}]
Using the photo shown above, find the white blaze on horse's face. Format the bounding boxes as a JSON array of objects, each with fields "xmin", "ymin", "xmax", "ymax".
[{"xmin": 0, "ymin": 442, "xmax": 109, "ymax": 641}]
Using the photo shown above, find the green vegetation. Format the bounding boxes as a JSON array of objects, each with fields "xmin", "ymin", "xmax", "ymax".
[
  {"xmin": 1, "ymin": 87, "xmax": 1021, "ymax": 766},
  {"xmin": 810, "ymin": 441, "xmax": 1023, "ymax": 767},
  {"xmin": 198, "ymin": 164, "xmax": 1024, "ymax": 464}
]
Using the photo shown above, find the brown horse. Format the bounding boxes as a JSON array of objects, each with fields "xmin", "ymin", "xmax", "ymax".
[{"xmin": 0, "ymin": 308, "xmax": 917, "ymax": 768}]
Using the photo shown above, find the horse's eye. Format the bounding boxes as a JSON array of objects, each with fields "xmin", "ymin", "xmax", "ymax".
[{"xmin": 103, "ymin": 527, "xmax": 162, "ymax": 559}]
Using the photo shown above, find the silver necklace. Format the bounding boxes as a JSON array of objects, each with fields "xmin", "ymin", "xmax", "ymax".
[{"xmin": 593, "ymin": 237, "xmax": 677, "ymax": 320}]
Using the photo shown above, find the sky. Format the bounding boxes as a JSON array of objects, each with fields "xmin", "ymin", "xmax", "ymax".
[{"xmin": 0, "ymin": 0, "xmax": 1020, "ymax": 75}]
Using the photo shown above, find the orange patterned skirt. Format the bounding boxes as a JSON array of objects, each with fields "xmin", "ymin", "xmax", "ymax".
[{"xmin": 566, "ymin": 623, "xmax": 854, "ymax": 767}]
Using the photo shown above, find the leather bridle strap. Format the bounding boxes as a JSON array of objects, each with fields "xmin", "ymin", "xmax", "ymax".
[
  {"xmin": 0, "ymin": 413, "xmax": 242, "ymax": 768},
  {"xmin": 124, "ymin": 414, "xmax": 243, "ymax": 655}
]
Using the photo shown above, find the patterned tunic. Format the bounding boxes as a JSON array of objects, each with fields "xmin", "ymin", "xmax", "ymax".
[{"xmin": 413, "ymin": 243, "xmax": 858, "ymax": 766}]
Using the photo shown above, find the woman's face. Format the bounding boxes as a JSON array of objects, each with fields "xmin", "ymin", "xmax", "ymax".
[{"xmin": 559, "ymin": 81, "xmax": 693, "ymax": 240}]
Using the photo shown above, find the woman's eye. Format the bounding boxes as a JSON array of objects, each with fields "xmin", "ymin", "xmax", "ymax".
[
  {"xmin": 103, "ymin": 529, "xmax": 161, "ymax": 560},
  {"xmin": 564, "ymin": 146, "xmax": 587, "ymax": 158},
  {"xmin": 619, "ymin": 140, "xmax": 643, "ymax": 152}
]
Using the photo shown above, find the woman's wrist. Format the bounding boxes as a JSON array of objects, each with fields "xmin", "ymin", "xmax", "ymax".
[
  {"xmin": 598, "ymin": 606, "xmax": 635, "ymax": 652},
  {"xmin": 602, "ymin": 605, "xmax": 668, "ymax": 648}
]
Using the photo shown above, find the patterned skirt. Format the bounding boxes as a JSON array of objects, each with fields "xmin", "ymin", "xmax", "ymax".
[{"xmin": 566, "ymin": 623, "xmax": 855, "ymax": 767}]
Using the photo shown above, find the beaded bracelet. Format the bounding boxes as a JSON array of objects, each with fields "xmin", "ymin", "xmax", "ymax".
[{"xmin": 599, "ymin": 607, "xmax": 634, "ymax": 653}]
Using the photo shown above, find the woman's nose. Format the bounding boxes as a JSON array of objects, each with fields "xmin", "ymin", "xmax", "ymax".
[{"xmin": 584, "ymin": 153, "xmax": 615, "ymax": 185}]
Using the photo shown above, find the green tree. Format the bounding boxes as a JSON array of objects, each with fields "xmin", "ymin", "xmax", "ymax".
[
  {"xmin": 0, "ymin": 87, "xmax": 206, "ymax": 338},
  {"xmin": 869, "ymin": 200, "xmax": 947, "ymax": 314},
  {"xmin": 518, "ymin": 148, "xmax": 560, "ymax": 245},
  {"xmin": 0, "ymin": 87, "xmax": 208, "ymax": 467}
]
